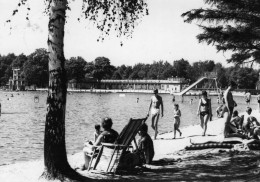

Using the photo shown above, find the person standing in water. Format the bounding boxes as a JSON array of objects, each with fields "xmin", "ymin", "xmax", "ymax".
[
  {"xmin": 147, "ymin": 89, "xmax": 164, "ymax": 140},
  {"xmin": 223, "ymin": 80, "xmax": 237, "ymax": 138},
  {"xmin": 197, "ymin": 91, "xmax": 212, "ymax": 136}
]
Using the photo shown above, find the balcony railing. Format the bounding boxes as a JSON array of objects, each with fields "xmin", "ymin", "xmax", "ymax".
[{"xmin": 100, "ymin": 79, "xmax": 186, "ymax": 84}]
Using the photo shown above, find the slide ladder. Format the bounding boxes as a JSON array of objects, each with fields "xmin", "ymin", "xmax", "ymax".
[{"xmin": 175, "ymin": 77, "xmax": 207, "ymax": 96}]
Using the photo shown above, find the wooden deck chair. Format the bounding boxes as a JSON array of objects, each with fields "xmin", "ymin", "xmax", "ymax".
[{"xmin": 88, "ymin": 117, "xmax": 148, "ymax": 173}]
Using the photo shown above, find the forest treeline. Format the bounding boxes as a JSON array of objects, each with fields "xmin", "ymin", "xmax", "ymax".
[{"xmin": 0, "ymin": 48, "xmax": 259, "ymax": 89}]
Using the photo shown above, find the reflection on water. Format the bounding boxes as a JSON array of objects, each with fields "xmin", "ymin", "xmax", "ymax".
[{"xmin": 0, "ymin": 91, "xmax": 258, "ymax": 165}]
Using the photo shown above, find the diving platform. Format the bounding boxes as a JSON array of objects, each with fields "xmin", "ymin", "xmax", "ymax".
[{"xmin": 174, "ymin": 72, "xmax": 218, "ymax": 96}]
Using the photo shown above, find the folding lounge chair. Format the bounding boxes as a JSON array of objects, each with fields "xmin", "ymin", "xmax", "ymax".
[{"xmin": 88, "ymin": 116, "xmax": 148, "ymax": 173}]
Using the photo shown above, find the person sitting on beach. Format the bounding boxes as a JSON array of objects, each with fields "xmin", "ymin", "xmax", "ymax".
[
  {"xmin": 82, "ymin": 117, "xmax": 119, "ymax": 170},
  {"xmin": 147, "ymin": 89, "xmax": 164, "ymax": 140},
  {"xmin": 93, "ymin": 124, "xmax": 102, "ymax": 142},
  {"xmin": 223, "ymin": 80, "xmax": 237, "ymax": 138},
  {"xmin": 230, "ymin": 110, "xmax": 242, "ymax": 130},
  {"xmin": 242, "ymin": 107, "xmax": 253, "ymax": 132},
  {"xmin": 243, "ymin": 116, "xmax": 260, "ymax": 140},
  {"xmin": 224, "ymin": 110, "xmax": 245, "ymax": 138},
  {"xmin": 173, "ymin": 103, "xmax": 182, "ymax": 139},
  {"xmin": 197, "ymin": 90, "xmax": 212, "ymax": 136},
  {"xmin": 137, "ymin": 123, "xmax": 154, "ymax": 164}
]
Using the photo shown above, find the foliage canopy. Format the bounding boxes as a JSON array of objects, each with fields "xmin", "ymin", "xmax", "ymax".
[{"xmin": 182, "ymin": 0, "xmax": 260, "ymax": 66}]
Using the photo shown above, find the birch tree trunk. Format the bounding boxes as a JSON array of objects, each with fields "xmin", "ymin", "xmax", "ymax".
[{"xmin": 42, "ymin": 0, "xmax": 71, "ymax": 179}]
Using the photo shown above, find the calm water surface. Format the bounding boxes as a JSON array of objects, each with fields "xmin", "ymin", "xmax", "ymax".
[{"xmin": 0, "ymin": 91, "xmax": 258, "ymax": 165}]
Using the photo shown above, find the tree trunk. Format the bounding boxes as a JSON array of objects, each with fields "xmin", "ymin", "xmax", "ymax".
[{"xmin": 42, "ymin": 0, "xmax": 71, "ymax": 180}]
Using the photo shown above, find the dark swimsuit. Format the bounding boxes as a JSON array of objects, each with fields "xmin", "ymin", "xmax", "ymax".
[{"xmin": 200, "ymin": 99, "xmax": 210, "ymax": 117}]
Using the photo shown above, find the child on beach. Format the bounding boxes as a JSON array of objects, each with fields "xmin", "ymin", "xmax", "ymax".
[
  {"xmin": 216, "ymin": 98, "xmax": 225, "ymax": 118},
  {"xmin": 94, "ymin": 124, "xmax": 102, "ymax": 142},
  {"xmin": 173, "ymin": 104, "xmax": 182, "ymax": 139}
]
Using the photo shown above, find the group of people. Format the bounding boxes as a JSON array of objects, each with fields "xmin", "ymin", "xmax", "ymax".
[
  {"xmin": 224, "ymin": 107, "xmax": 260, "ymax": 139},
  {"xmin": 222, "ymin": 81, "xmax": 260, "ymax": 139},
  {"xmin": 81, "ymin": 85, "xmax": 260, "ymax": 170},
  {"xmin": 82, "ymin": 117, "xmax": 155, "ymax": 170}
]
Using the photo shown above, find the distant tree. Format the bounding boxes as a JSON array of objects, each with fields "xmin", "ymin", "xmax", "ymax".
[
  {"xmin": 230, "ymin": 67, "xmax": 258, "ymax": 89},
  {"xmin": 65, "ymin": 56, "xmax": 87, "ymax": 83},
  {"xmin": 146, "ymin": 61, "xmax": 165, "ymax": 79},
  {"xmin": 115, "ymin": 65, "xmax": 126, "ymax": 79},
  {"xmin": 129, "ymin": 70, "xmax": 139, "ymax": 79},
  {"xmin": 182, "ymin": 0, "xmax": 260, "ymax": 65},
  {"xmin": 85, "ymin": 57, "xmax": 115, "ymax": 81},
  {"xmin": 203, "ymin": 60, "xmax": 215, "ymax": 72},
  {"xmin": 123, "ymin": 66, "xmax": 133, "ymax": 79},
  {"xmin": 12, "ymin": 54, "xmax": 27, "ymax": 68},
  {"xmin": 0, "ymin": 53, "xmax": 17, "ymax": 86},
  {"xmin": 138, "ymin": 70, "xmax": 146, "ymax": 79},
  {"xmin": 161, "ymin": 62, "xmax": 175, "ymax": 79},
  {"xmin": 22, "ymin": 49, "xmax": 48, "ymax": 87},
  {"xmin": 213, "ymin": 63, "xmax": 227, "ymax": 89},
  {"xmin": 111, "ymin": 70, "xmax": 122, "ymax": 79},
  {"xmin": 173, "ymin": 59, "xmax": 191, "ymax": 78}
]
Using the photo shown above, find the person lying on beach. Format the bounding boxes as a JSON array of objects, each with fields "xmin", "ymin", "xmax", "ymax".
[
  {"xmin": 82, "ymin": 117, "xmax": 119, "ymax": 170},
  {"xmin": 137, "ymin": 123, "xmax": 154, "ymax": 164},
  {"xmin": 173, "ymin": 103, "xmax": 182, "ymax": 139},
  {"xmin": 223, "ymin": 80, "xmax": 237, "ymax": 138}
]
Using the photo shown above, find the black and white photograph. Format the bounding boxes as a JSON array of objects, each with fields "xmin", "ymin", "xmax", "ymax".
[{"xmin": 0, "ymin": 0, "xmax": 260, "ymax": 181}]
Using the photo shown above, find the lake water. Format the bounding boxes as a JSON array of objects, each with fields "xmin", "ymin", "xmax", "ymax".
[{"xmin": 0, "ymin": 91, "xmax": 258, "ymax": 165}]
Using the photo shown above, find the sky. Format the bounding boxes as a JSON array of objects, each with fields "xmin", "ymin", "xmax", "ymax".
[{"xmin": 0, "ymin": 0, "xmax": 232, "ymax": 67}]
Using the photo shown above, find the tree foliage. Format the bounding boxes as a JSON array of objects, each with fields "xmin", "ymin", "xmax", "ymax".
[
  {"xmin": 84, "ymin": 57, "xmax": 115, "ymax": 81},
  {"xmin": 8, "ymin": 0, "xmax": 149, "ymax": 180},
  {"xmin": 182, "ymin": 0, "xmax": 260, "ymax": 65},
  {"xmin": 22, "ymin": 49, "xmax": 48, "ymax": 87},
  {"xmin": 1, "ymin": 49, "xmax": 259, "ymax": 90},
  {"xmin": 65, "ymin": 56, "xmax": 87, "ymax": 83}
]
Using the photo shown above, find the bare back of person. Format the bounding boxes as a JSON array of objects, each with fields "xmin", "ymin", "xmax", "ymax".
[{"xmin": 223, "ymin": 86, "xmax": 237, "ymax": 137}]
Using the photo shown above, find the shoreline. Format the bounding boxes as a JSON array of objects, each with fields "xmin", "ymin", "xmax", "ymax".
[
  {"xmin": 0, "ymin": 88, "xmax": 253, "ymax": 96},
  {"xmin": 1, "ymin": 110, "xmax": 260, "ymax": 181}
]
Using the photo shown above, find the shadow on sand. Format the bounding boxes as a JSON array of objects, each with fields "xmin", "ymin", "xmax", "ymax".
[{"xmin": 81, "ymin": 149, "xmax": 260, "ymax": 181}]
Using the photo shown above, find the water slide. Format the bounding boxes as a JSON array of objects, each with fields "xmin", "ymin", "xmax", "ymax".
[{"xmin": 175, "ymin": 77, "xmax": 207, "ymax": 96}]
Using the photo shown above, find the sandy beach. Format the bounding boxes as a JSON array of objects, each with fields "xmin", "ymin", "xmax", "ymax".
[{"xmin": 1, "ymin": 111, "xmax": 260, "ymax": 182}]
